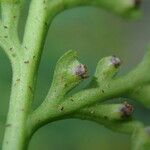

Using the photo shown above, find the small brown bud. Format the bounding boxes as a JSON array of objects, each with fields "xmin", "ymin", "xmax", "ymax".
[
  {"xmin": 75, "ymin": 64, "xmax": 88, "ymax": 79},
  {"xmin": 111, "ymin": 56, "xmax": 121, "ymax": 68},
  {"xmin": 121, "ymin": 102, "xmax": 134, "ymax": 118}
]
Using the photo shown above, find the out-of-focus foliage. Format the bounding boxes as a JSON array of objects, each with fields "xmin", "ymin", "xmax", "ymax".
[{"xmin": 0, "ymin": 0, "xmax": 150, "ymax": 149}]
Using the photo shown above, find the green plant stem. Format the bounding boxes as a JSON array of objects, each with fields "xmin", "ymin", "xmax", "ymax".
[
  {"xmin": 0, "ymin": 0, "xmax": 23, "ymax": 62},
  {"xmin": 2, "ymin": 56, "xmax": 38, "ymax": 149},
  {"xmin": 27, "ymin": 48, "xmax": 150, "ymax": 136},
  {"xmin": 48, "ymin": 0, "xmax": 141, "ymax": 20},
  {"xmin": 22, "ymin": 0, "xmax": 49, "ymax": 60},
  {"xmin": 72, "ymin": 116, "xmax": 143, "ymax": 134},
  {"xmin": 0, "ymin": 0, "xmax": 147, "ymax": 149},
  {"xmin": 130, "ymin": 85, "xmax": 150, "ymax": 108}
]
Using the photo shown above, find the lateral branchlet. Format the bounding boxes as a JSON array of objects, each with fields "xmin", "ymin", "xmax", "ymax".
[
  {"xmin": 77, "ymin": 103, "xmax": 134, "ymax": 122},
  {"xmin": 90, "ymin": 55, "xmax": 121, "ymax": 86},
  {"xmin": 50, "ymin": 50, "xmax": 88, "ymax": 97}
]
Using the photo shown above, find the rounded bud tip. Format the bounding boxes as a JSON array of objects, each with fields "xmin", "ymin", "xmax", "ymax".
[
  {"xmin": 111, "ymin": 56, "xmax": 121, "ymax": 68},
  {"xmin": 121, "ymin": 102, "xmax": 134, "ymax": 118},
  {"xmin": 75, "ymin": 64, "xmax": 88, "ymax": 79}
]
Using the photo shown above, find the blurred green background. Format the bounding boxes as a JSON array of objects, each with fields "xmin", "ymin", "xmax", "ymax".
[{"xmin": 1, "ymin": 0, "xmax": 150, "ymax": 149}]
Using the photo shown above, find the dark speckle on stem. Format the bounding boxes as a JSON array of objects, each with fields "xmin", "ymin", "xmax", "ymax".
[
  {"xmin": 24, "ymin": 61, "xmax": 29, "ymax": 64},
  {"xmin": 20, "ymin": 108, "xmax": 25, "ymax": 112},
  {"xmin": 33, "ymin": 55, "xmax": 36, "ymax": 59},
  {"xmin": 5, "ymin": 124, "xmax": 12, "ymax": 127},
  {"xmin": 70, "ymin": 99, "xmax": 74, "ymax": 102},
  {"xmin": 29, "ymin": 86, "xmax": 33, "ymax": 93},
  {"xmin": 14, "ymin": 79, "xmax": 20, "ymax": 86},
  {"xmin": 64, "ymin": 83, "xmax": 67, "ymax": 88},
  {"xmin": 102, "ymin": 90, "xmax": 105, "ymax": 93},
  {"xmin": 9, "ymin": 47, "xmax": 13, "ymax": 51},
  {"xmin": 60, "ymin": 106, "xmax": 64, "ymax": 111},
  {"xmin": 16, "ymin": 79, "xmax": 20, "ymax": 82},
  {"xmin": 12, "ymin": 54, "xmax": 16, "ymax": 58},
  {"xmin": 4, "ymin": 36, "xmax": 8, "ymax": 38},
  {"xmin": 4, "ymin": 26, "xmax": 8, "ymax": 29},
  {"xmin": 45, "ymin": 22, "xmax": 48, "ymax": 27}
]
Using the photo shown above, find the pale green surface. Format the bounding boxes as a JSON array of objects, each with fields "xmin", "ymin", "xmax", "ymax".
[{"xmin": 0, "ymin": 0, "xmax": 149, "ymax": 149}]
